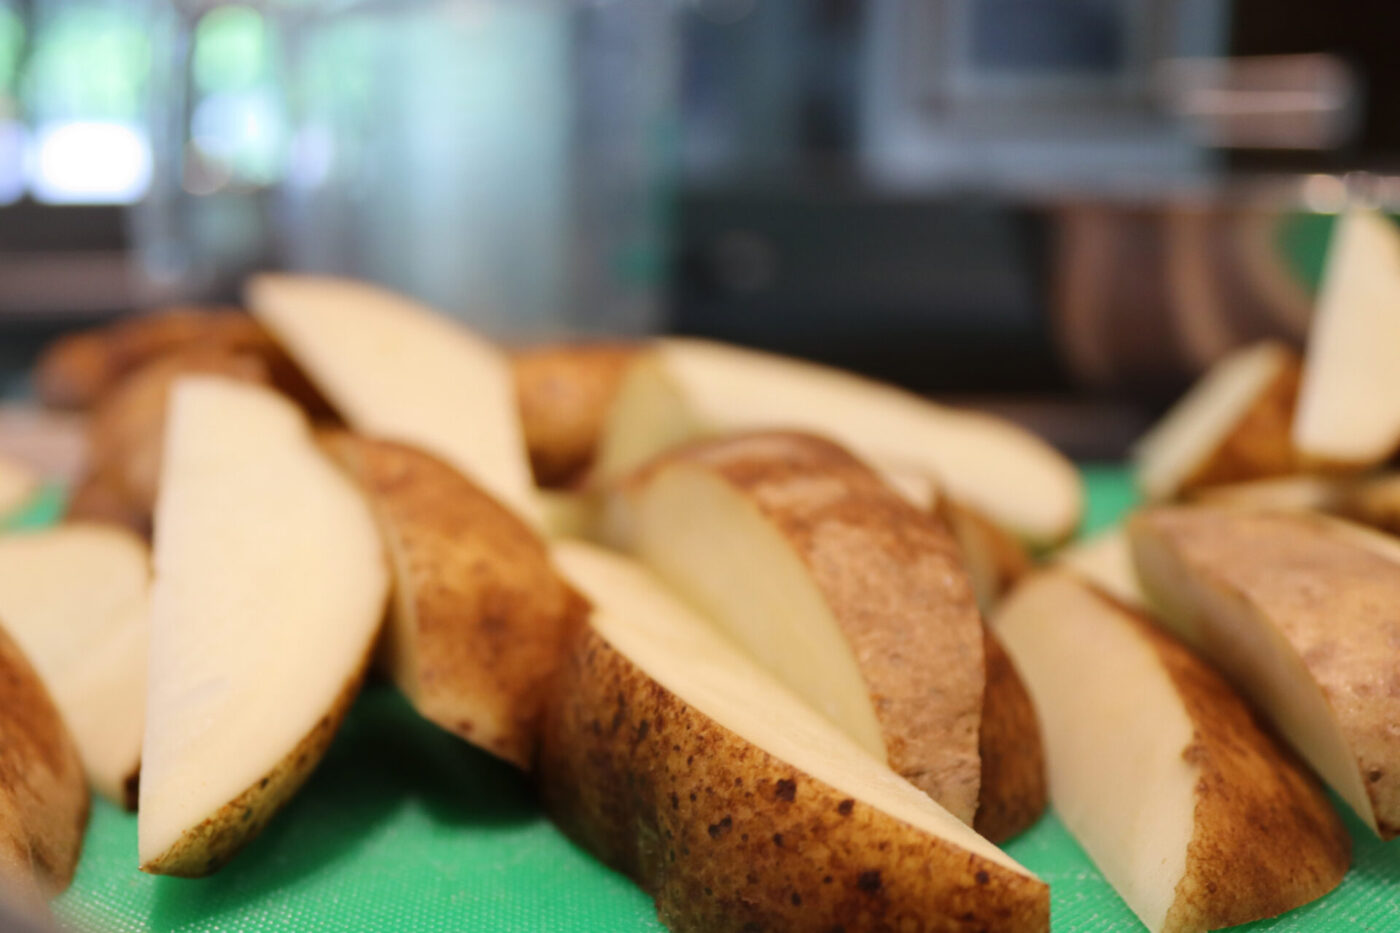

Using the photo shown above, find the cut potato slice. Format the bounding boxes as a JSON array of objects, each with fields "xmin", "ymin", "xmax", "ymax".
[
  {"xmin": 606, "ymin": 432, "xmax": 985, "ymax": 824},
  {"xmin": 937, "ymin": 496, "xmax": 1032, "ymax": 613},
  {"xmin": 247, "ymin": 274, "xmax": 538, "ymax": 525},
  {"xmin": 538, "ymin": 488, "xmax": 604, "ymax": 540},
  {"xmin": 1336, "ymin": 470, "xmax": 1400, "ymax": 535},
  {"xmin": 975, "ymin": 627, "xmax": 1047, "ymax": 843},
  {"xmin": 995, "ymin": 571, "xmax": 1349, "ymax": 933},
  {"xmin": 593, "ymin": 339, "xmax": 1082, "ymax": 546},
  {"xmin": 0, "ymin": 457, "xmax": 38, "ymax": 520},
  {"xmin": 1130, "ymin": 505, "xmax": 1400, "ymax": 837},
  {"xmin": 1293, "ymin": 208, "xmax": 1400, "ymax": 467},
  {"xmin": 324, "ymin": 434, "xmax": 582, "ymax": 768},
  {"xmin": 543, "ymin": 542, "xmax": 1048, "ymax": 933},
  {"xmin": 0, "ymin": 525, "xmax": 150, "ymax": 807},
  {"xmin": 0, "ymin": 624, "xmax": 87, "ymax": 898},
  {"xmin": 138, "ymin": 378, "xmax": 388, "ymax": 875},
  {"xmin": 511, "ymin": 342, "xmax": 641, "ymax": 487},
  {"xmin": 1187, "ymin": 474, "xmax": 1343, "ymax": 513},
  {"xmin": 1133, "ymin": 341, "xmax": 1301, "ymax": 500},
  {"xmin": 1054, "ymin": 529, "xmax": 1144, "ymax": 609}
]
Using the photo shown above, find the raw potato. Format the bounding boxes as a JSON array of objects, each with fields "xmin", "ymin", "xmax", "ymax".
[
  {"xmin": 0, "ymin": 525, "xmax": 150, "ymax": 807},
  {"xmin": 975, "ymin": 628, "xmax": 1047, "ymax": 843},
  {"xmin": 1130, "ymin": 506, "xmax": 1400, "ymax": 837},
  {"xmin": 247, "ymin": 274, "xmax": 539, "ymax": 526},
  {"xmin": 606, "ymin": 432, "xmax": 985, "ymax": 825},
  {"xmin": 1187, "ymin": 474, "xmax": 1344, "ymax": 514},
  {"xmin": 323, "ymin": 434, "xmax": 584, "ymax": 769},
  {"xmin": 138, "ymin": 377, "xmax": 389, "ymax": 876},
  {"xmin": 85, "ymin": 348, "xmax": 272, "ymax": 519},
  {"xmin": 995, "ymin": 572, "xmax": 1349, "ymax": 933},
  {"xmin": 538, "ymin": 488, "xmax": 604, "ymax": 540},
  {"xmin": 64, "ymin": 467, "xmax": 150, "ymax": 539},
  {"xmin": 937, "ymin": 496, "xmax": 1031, "ymax": 613},
  {"xmin": 1054, "ymin": 529, "xmax": 1144, "ymax": 609},
  {"xmin": 542, "ymin": 542, "xmax": 1049, "ymax": 933},
  {"xmin": 1293, "ymin": 208, "xmax": 1400, "ymax": 467},
  {"xmin": 0, "ymin": 457, "xmax": 38, "ymax": 519},
  {"xmin": 593, "ymin": 339, "xmax": 1082, "ymax": 547},
  {"xmin": 0, "ymin": 624, "xmax": 88, "ymax": 898},
  {"xmin": 1133, "ymin": 341, "xmax": 1301, "ymax": 500},
  {"xmin": 1336, "ymin": 471, "xmax": 1400, "ymax": 535},
  {"xmin": 511, "ymin": 342, "xmax": 640, "ymax": 487}
]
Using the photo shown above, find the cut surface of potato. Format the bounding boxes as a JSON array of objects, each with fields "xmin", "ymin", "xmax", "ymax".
[
  {"xmin": 1130, "ymin": 505, "xmax": 1400, "ymax": 837},
  {"xmin": 0, "ymin": 525, "xmax": 150, "ymax": 807},
  {"xmin": 543, "ymin": 542, "xmax": 1047, "ymax": 933},
  {"xmin": 1187, "ymin": 474, "xmax": 1343, "ymax": 514},
  {"xmin": 247, "ymin": 274, "xmax": 538, "ymax": 525},
  {"xmin": 138, "ymin": 377, "xmax": 388, "ymax": 875},
  {"xmin": 938, "ymin": 496, "xmax": 1031, "ymax": 613},
  {"xmin": 0, "ymin": 624, "xmax": 88, "ymax": 898},
  {"xmin": 1133, "ymin": 341, "xmax": 1301, "ymax": 500},
  {"xmin": 607, "ymin": 432, "xmax": 985, "ymax": 824},
  {"xmin": 324, "ymin": 434, "xmax": 582, "ymax": 769},
  {"xmin": 511, "ymin": 342, "xmax": 640, "ymax": 487},
  {"xmin": 995, "ymin": 572, "xmax": 1349, "ymax": 933},
  {"xmin": 1293, "ymin": 208, "xmax": 1400, "ymax": 467},
  {"xmin": 1053, "ymin": 528, "xmax": 1143, "ymax": 608},
  {"xmin": 594, "ymin": 339, "xmax": 1081, "ymax": 546}
]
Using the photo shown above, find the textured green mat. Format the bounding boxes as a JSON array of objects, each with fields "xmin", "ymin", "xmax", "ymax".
[{"xmin": 49, "ymin": 466, "xmax": 1400, "ymax": 931}]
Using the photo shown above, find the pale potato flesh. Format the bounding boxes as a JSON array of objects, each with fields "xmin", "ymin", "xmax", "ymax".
[
  {"xmin": 0, "ymin": 457, "xmax": 37, "ymax": 518},
  {"xmin": 1133, "ymin": 341, "xmax": 1299, "ymax": 500},
  {"xmin": 1293, "ymin": 208, "xmax": 1400, "ymax": 466},
  {"xmin": 1188, "ymin": 474, "xmax": 1343, "ymax": 513},
  {"xmin": 594, "ymin": 338, "xmax": 1082, "ymax": 546},
  {"xmin": 0, "ymin": 525, "xmax": 150, "ymax": 806},
  {"xmin": 1129, "ymin": 507, "xmax": 1400, "ymax": 836},
  {"xmin": 551, "ymin": 542, "xmax": 1028, "ymax": 878},
  {"xmin": 1053, "ymin": 528, "xmax": 1144, "ymax": 608},
  {"xmin": 995, "ymin": 572, "xmax": 1349, "ymax": 933},
  {"xmin": 995, "ymin": 573, "xmax": 1197, "ymax": 932},
  {"xmin": 139, "ymin": 377, "xmax": 388, "ymax": 870},
  {"xmin": 246, "ymin": 274, "xmax": 538, "ymax": 525}
]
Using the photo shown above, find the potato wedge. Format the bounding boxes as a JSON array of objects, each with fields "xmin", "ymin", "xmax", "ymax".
[
  {"xmin": 605, "ymin": 432, "xmax": 985, "ymax": 824},
  {"xmin": 1130, "ymin": 505, "xmax": 1400, "ymax": 837},
  {"xmin": 86, "ymin": 348, "xmax": 271, "ymax": 519},
  {"xmin": 1133, "ymin": 341, "xmax": 1301, "ymax": 500},
  {"xmin": 1186, "ymin": 474, "xmax": 1344, "ymax": 513},
  {"xmin": 1054, "ymin": 529, "xmax": 1144, "ymax": 609},
  {"xmin": 1335, "ymin": 470, "xmax": 1400, "ymax": 535},
  {"xmin": 937, "ymin": 496, "xmax": 1032, "ymax": 613},
  {"xmin": 593, "ymin": 339, "xmax": 1082, "ymax": 546},
  {"xmin": 138, "ymin": 378, "xmax": 388, "ymax": 875},
  {"xmin": 974, "ymin": 628, "xmax": 1047, "ymax": 843},
  {"xmin": 0, "ymin": 624, "xmax": 88, "ymax": 897},
  {"xmin": 247, "ymin": 274, "xmax": 539, "ymax": 526},
  {"xmin": 63, "ymin": 467, "xmax": 150, "ymax": 539},
  {"xmin": 323, "ymin": 434, "xmax": 583, "ymax": 768},
  {"xmin": 1293, "ymin": 208, "xmax": 1400, "ymax": 468},
  {"xmin": 0, "ymin": 525, "xmax": 149, "ymax": 807},
  {"xmin": 511, "ymin": 342, "xmax": 640, "ymax": 487},
  {"xmin": 543, "ymin": 542, "xmax": 1049, "ymax": 933},
  {"xmin": 995, "ymin": 571, "xmax": 1349, "ymax": 933}
]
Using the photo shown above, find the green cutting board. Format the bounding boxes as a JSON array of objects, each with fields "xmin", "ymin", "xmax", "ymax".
[{"xmin": 44, "ymin": 467, "xmax": 1400, "ymax": 931}]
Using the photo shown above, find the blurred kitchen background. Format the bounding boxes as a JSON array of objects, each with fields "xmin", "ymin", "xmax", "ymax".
[{"xmin": 2, "ymin": 0, "xmax": 1400, "ymax": 457}]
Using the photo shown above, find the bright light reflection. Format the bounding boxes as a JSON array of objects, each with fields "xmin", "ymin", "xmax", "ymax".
[{"xmin": 28, "ymin": 120, "xmax": 153, "ymax": 204}]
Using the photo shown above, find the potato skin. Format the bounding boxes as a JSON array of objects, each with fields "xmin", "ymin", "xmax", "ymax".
[
  {"xmin": 1133, "ymin": 507, "xmax": 1400, "ymax": 838},
  {"xmin": 1131, "ymin": 598, "xmax": 1351, "ymax": 932},
  {"xmin": 139, "ymin": 643, "xmax": 371, "ymax": 877},
  {"xmin": 973, "ymin": 629, "xmax": 1046, "ymax": 844},
  {"xmin": 628, "ymin": 432, "xmax": 985, "ymax": 825},
  {"xmin": 511, "ymin": 342, "xmax": 641, "ymax": 487},
  {"xmin": 1336, "ymin": 472, "xmax": 1400, "ymax": 535},
  {"xmin": 64, "ymin": 466, "xmax": 152, "ymax": 540},
  {"xmin": 539, "ymin": 619, "xmax": 1050, "ymax": 933},
  {"xmin": 1177, "ymin": 352, "xmax": 1302, "ymax": 495},
  {"xmin": 0, "ymin": 625, "xmax": 88, "ymax": 896},
  {"xmin": 323, "ymin": 435, "xmax": 584, "ymax": 769}
]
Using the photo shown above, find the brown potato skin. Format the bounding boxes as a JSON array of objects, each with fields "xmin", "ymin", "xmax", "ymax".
[
  {"xmin": 628, "ymin": 432, "xmax": 985, "ymax": 825},
  {"xmin": 1336, "ymin": 472, "xmax": 1400, "ymax": 535},
  {"xmin": 1126, "ymin": 598, "xmax": 1351, "ymax": 932},
  {"xmin": 511, "ymin": 342, "xmax": 641, "ymax": 487},
  {"xmin": 539, "ymin": 618, "xmax": 1050, "ymax": 933},
  {"xmin": 323, "ymin": 434, "xmax": 584, "ymax": 769},
  {"xmin": 63, "ymin": 467, "xmax": 152, "ymax": 540},
  {"xmin": 85, "ymin": 349, "xmax": 272, "ymax": 520},
  {"xmin": 0, "ymin": 625, "xmax": 88, "ymax": 897},
  {"xmin": 1132, "ymin": 506, "xmax": 1400, "ymax": 837},
  {"xmin": 974, "ymin": 629, "xmax": 1046, "ymax": 844},
  {"xmin": 139, "ymin": 643, "xmax": 372, "ymax": 877},
  {"xmin": 1177, "ymin": 353, "xmax": 1302, "ymax": 495}
]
